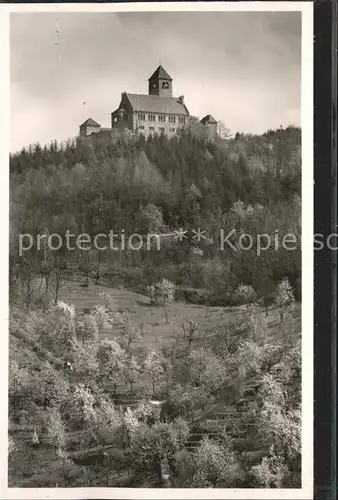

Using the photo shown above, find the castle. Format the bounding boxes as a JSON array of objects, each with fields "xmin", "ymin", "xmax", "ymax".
[{"xmin": 79, "ymin": 65, "xmax": 218, "ymax": 140}]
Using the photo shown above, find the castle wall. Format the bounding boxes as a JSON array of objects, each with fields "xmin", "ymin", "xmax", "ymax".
[
  {"xmin": 111, "ymin": 113, "xmax": 134, "ymax": 132},
  {"xmin": 134, "ymin": 113, "xmax": 186, "ymax": 137},
  {"xmin": 80, "ymin": 125, "xmax": 101, "ymax": 137}
]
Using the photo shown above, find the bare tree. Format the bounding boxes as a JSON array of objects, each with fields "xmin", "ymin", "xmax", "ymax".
[{"xmin": 181, "ymin": 319, "xmax": 199, "ymax": 350}]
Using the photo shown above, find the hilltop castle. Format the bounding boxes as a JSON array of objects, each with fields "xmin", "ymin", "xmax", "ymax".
[{"xmin": 79, "ymin": 65, "xmax": 218, "ymax": 140}]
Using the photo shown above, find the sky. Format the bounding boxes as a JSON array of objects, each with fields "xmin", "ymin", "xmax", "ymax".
[{"xmin": 10, "ymin": 10, "xmax": 301, "ymax": 152}]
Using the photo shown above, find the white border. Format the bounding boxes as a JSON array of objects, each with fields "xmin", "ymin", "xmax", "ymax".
[{"xmin": 0, "ymin": 3, "xmax": 314, "ymax": 499}]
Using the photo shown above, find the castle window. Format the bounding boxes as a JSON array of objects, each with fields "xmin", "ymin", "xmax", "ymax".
[
  {"xmin": 149, "ymin": 126, "xmax": 155, "ymax": 131},
  {"xmin": 162, "ymin": 81, "xmax": 169, "ymax": 89},
  {"xmin": 158, "ymin": 115, "xmax": 166, "ymax": 123},
  {"xmin": 169, "ymin": 116, "xmax": 176, "ymax": 124},
  {"xmin": 148, "ymin": 114, "xmax": 156, "ymax": 122},
  {"xmin": 138, "ymin": 125, "xmax": 145, "ymax": 130},
  {"xmin": 170, "ymin": 128, "xmax": 176, "ymax": 133},
  {"xmin": 123, "ymin": 114, "xmax": 128, "ymax": 121},
  {"xmin": 159, "ymin": 127, "xmax": 165, "ymax": 133},
  {"xmin": 138, "ymin": 113, "xmax": 146, "ymax": 121},
  {"xmin": 179, "ymin": 117, "xmax": 185, "ymax": 125}
]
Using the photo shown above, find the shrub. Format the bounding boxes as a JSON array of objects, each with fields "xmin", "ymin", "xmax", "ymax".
[
  {"xmin": 234, "ymin": 284, "xmax": 257, "ymax": 305},
  {"xmin": 147, "ymin": 278, "xmax": 175, "ymax": 305}
]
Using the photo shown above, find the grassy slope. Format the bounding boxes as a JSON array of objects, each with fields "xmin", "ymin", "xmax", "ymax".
[
  {"xmin": 55, "ymin": 274, "xmax": 300, "ymax": 345},
  {"xmin": 58, "ymin": 276, "xmax": 239, "ymax": 345}
]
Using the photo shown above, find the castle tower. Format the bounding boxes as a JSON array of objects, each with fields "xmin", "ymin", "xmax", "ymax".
[
  {"xmin": 148, "ymin": 65, "xmax": 173, "ymax": 97},
  {"xmin": 200, "ymin": 114, "xmax": 218, "ymax": 140},
  {"xmin": 79, "ymin": 118, "xmax": 101, "ymax": 137}
]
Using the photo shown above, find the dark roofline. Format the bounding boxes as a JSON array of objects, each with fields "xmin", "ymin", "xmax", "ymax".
[
  {"xmin": 200, "ymin": 114, "xmax": 217, "ymax": 124},
  {"xmin": 182, "ymin": 104, "xmax": 190, "ymax": 116},
  {"xmin": 122, "ymin": 93, "xmax": 189, "ymax": 115},
  {"xmin": 80, "ymin": 118, "xmax": 101, "ymax": 127},
  {"xmin": 148, "ymin": 65, "xmax": 172, "ymax": 81}
]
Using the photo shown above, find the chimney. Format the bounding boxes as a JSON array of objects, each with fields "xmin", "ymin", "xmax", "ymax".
[{"xmin": 178, "ymin": 95, "xmax": 184, "ymax": 105}]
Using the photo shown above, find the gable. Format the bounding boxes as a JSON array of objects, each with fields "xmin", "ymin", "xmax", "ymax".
[{"xmin": 120, "ymin": 93, "xmax": 135, "ymax": 113}]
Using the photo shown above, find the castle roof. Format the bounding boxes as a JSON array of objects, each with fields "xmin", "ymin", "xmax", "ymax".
[
  {"xmin": 148, "ymin": 65, "xmax": 172, "ymax": 81},
  {"xmin": 80, "ymin": 118, "xmax": 101, "ymax": 127},
  {"xmin": 124, "ymin": 93, "xmax": 189, "ymax": 115},
  {"xmin": 200, "ymin": 114, "xmax": 217, "ymax": 124}
]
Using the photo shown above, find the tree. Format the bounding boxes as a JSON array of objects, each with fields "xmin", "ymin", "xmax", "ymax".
[
  {"xmin": 181, "ymin": 319, "xmax": 199, "ymax": 350},
  {"xmin": 8, "ymin": 437, "xmax": 16, "ymax": 459},
  {"xmin": 123, "ymin": 355, "xmax": 141, "ymax": 394},
  {"xmin": 147, "ymin": 278, "xmax": 175, "ymax": 308},
  {"xmin": 170, "ymin": 417, "xmax": 190, "ymax": 450},
  {"xmin": 158, "ymin": 279, "xmax": 175, "ymax": 305},
  {"xmin": 128, "ymin": 420, "xmax": 188, "ymax": 478},
  {"xmin": 93, "ymin": 399, "xmax": 123, "ymax": 447},
  {"xmin": 187, "ymin": 347, "xmax": 227, "ymax": 394},
  {"xmin": 54, "ymin": 300, "xmax": 76, "ymax": 345},
  {"xmin": 217, "ymin": 120, "xmax": 232, "ymax": 140},
  {"xmin": 147, "ymin": 284, "xmax": 158, "ymax": 305},
  {"xmin": 166, "ymin": 384, "xmax": 210, "ymax": 422},
  {"xmin": 16, "ymin": 255, "xmax": 38, "ymax": 311},
  {"xmin": 31, "ymin": 427, "xmax": 40, "ymax": 447},
  {"xmin": 51, "ymin": 255, "xmax": 68, "ymax": 305},
  {"xmin": 251, "ymin": 447, "xmax": 289, "ymax": 488},
  {"xmin": 185, "ymin": 119, "xmax": 210, "ymax": 140},
  {"xmin": 173, "ymin": 449, "xmax": 196, "ymax": 486},
  {"xmin": 68, "ymin": 384, "xmax": 97, "ymax": 428},
  {"xmin": 9, "ymin": 360, "xmax": 36, "ymax": 422},
  {"xmin": 275, "ymin": 277, "xmax": 295, "ymax": 323},
  {"xmin": 192, "ymin": 437, "xmax": 241, "ymax": 487},
  {"xmin": 144, "ymin": 349, "xmax": 165, "ymax": 394},
  {"xmin": 36, "ymin": 305, "xmax": 76, "ymax": 357},
  {"xmin": 239, "ymin": 302, "xmax": 269, "ymax": 344},
  {"xmin": 234, "ymin": 283, "xmax": 257, "ymax": 305},
  {"xmin": 45, "ymin": 407, "xmax": 67, "ymax": 450},
  {"xmin": 234, "ymin": 339, "xmax": 279, "ymax": 383},
  {"xmin": 92, "ymin": 296, "xmax": 120, "ymax": 334},
  {"xmin": 120, "ymin": 316, "xmax": 142, "ymax": 352},
  {"xmin": 75, "ymin": 312, "xmax": 99, "ymax": 343},
  {"xmin": 71, "ymin": 338, "xmax": 99, "ymax": 384},
  {"xmin": 255, "ymin": 372, "xmax": 301, "ymax": 486},
  {"xmin": 37, "ymin": 363, "xmax": 70, "ymax": 410},
  {"xmin": 96, "ymin": 338, "xmax": 127, "ymax": 396},
  {"xmin": 135, "ymin": 203, "xmax": 164, "ymax": 234}
]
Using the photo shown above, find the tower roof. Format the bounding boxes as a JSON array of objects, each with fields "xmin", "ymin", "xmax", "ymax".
[
  {"xmin": 200, "ymin": 114, "xmax": 217, "ymax": 124},
  {"xmin": 80, "ymin": 118, "xmax": 101, "ymax": 127},
  {"xmin": 148, "ymin": 65, "xmax": 172, "ymax": 82}
]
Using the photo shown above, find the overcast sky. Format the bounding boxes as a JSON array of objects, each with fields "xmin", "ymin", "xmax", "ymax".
[{"xmin": 10, "ymin": 10, "xmax": 301, "ymax": 152}]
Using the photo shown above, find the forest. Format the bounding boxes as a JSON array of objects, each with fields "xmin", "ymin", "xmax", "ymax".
[{"xmin": 9, "ymin": 125, "xmax": 301, "ymax": 488}]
